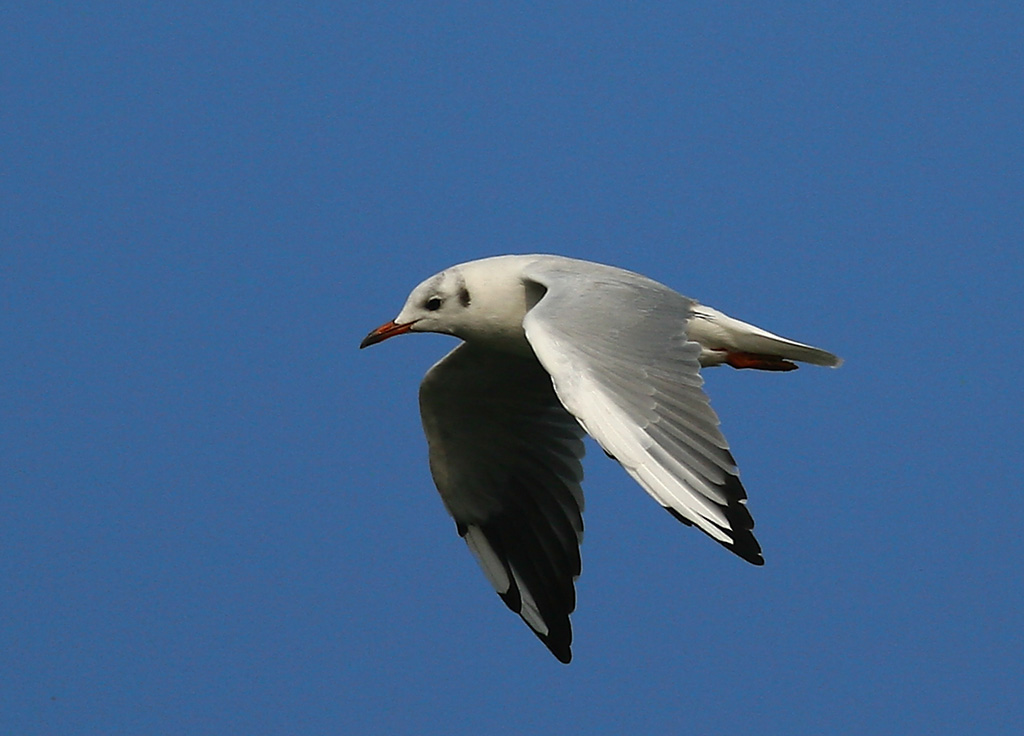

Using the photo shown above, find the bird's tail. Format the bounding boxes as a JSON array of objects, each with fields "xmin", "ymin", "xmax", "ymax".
[{"xmin": 690, "ymin": 305, "xmax": 842, "ymax": 370}]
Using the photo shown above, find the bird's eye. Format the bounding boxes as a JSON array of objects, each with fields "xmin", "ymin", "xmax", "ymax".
[{"xmin": 425, "ymin": 297, "xmax": 443, "ymax": 311}]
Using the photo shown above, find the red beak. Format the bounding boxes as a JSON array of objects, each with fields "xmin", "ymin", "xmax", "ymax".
[{"xmin": 359, "ymin": 320, "xmax": 417, "ymax": 349}]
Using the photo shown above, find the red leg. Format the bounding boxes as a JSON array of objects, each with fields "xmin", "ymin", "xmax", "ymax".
[{"xmin": 725, "ymin": 352, "xmax": 799, "ymax": 371}]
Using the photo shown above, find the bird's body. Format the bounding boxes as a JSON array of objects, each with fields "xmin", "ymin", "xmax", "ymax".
[{"xmin": 360, "ymin": 254, "xmax": 840, "ymax": 662}]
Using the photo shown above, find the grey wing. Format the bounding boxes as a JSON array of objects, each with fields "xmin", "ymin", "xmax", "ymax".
[
  {"xmin": 419, "ymin": 343, "xmax": 586, "ymax": 663},
  {"xmin": 521, "ymin": 259, "xmax": 763, "ymax": 564}
]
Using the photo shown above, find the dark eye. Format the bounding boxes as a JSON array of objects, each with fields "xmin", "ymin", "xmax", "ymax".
[{"xmin": 425, "ymin": 296, "xmax": 443, "ymax": 311}]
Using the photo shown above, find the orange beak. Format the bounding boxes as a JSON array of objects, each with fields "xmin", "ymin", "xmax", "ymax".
[{"xmin": 359, "ymin": 320, "xmax": 417, "ymax": 349}]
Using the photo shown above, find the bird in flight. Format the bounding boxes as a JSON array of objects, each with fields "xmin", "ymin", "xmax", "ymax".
[{"xmin": 360, "ymin": 254, "xmax": 840, "ymax": 662}]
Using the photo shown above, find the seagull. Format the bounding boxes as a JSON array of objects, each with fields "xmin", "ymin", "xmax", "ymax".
[{"xmin": 360, "ymin": 254, "xmax": 840, "ymax": 662}]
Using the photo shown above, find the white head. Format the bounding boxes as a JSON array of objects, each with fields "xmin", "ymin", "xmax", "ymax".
[{"xmin": 359, "ymin": 256, "xmax": 538, "ymax": 351}]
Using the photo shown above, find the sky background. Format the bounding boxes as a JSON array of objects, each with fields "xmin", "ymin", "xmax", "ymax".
[{"xmin": 3, "ymin": 2, "xmax": 1022, "ymax": 734}]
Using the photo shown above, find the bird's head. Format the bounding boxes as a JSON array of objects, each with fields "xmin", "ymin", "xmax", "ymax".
[
  {"xmin": 359, "ymin": 256, "xmax": 537, "ymax": 352},
  {"xmin": 359, "ymin": 267, "xmax": 476, "ymax": 348}
]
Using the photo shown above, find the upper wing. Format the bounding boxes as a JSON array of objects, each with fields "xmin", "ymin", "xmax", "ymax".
[
  {"xmin": 419, "ymin": 343, "xmax": 586, "ymax": 662},
  {"xmin": 521, "ymin": 260, "xmax": 763, "ymax": 564}
]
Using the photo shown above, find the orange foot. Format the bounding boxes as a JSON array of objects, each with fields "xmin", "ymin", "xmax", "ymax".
[{"xmin": 725, "ymin": 352, "xmax": 799, "ymax": 371}]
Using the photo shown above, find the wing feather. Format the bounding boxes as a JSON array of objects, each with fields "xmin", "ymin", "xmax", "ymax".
[
  {"xmin": 419, "ymin": 343, "xmax": 586, "ymax": 662},
  {"xmin": 521, "ymin": 258, "xmax": 763, "ymax": 565}
]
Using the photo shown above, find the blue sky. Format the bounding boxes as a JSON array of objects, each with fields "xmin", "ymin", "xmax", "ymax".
[{"xmin": 3, "ymin": 2, "xmax": 1022, "ymax": 734}]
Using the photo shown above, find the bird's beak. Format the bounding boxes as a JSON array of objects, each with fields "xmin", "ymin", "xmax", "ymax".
[{"xmin": 359, "ymin": 320, "xmax": 417, "ymax": 349}]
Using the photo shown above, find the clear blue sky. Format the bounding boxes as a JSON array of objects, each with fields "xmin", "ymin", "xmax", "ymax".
[{"xmin": 3, "ymin": 2, "xmax": 1022, "ymax": 734}]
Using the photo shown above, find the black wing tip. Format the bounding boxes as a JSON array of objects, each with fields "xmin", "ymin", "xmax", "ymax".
[
  {"xmin": 531, "ymin": 620, "xmax": 573, "ymax": 662},
  {"xmin": 721, "ymin": 503, "xmax": 764, "ymax": 565},
  {"xmin": 713, "ymin": 473, "xmax": 764, "ymax": 564},
  {"xmin": 664, "ymin": 505, "xmax": 765, "ymax": 565},
  {"xmin": 525, "ymin": 619, "xmax": 573, "ymax": 663},
  {"xmin": 485, "ymin": 527, "xmax": 576, "ymax": 664},
  {"xmin": 724, "ymin": 534, "xmax": 765, "ymax": 565},
  {"xmin": 547, "ymin": 640, "xmax": 572, "ymax": 664},
  {"xmin": 499, "ymin": 590, "xmax": 574, "ymax": 663}
]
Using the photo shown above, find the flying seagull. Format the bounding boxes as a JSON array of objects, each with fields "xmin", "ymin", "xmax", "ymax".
[{"xmin": 360, "ymin": 254, "xmax": 840, "ymax": 662}]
